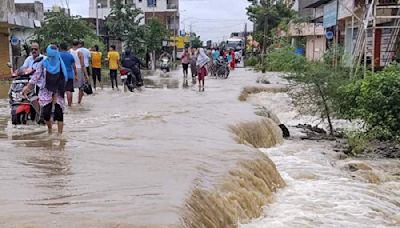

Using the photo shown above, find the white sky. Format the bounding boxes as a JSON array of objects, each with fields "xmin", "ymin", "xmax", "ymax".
[{"xmin": 15, "ymin": 0, "xmax": 253, "ymax": 42}]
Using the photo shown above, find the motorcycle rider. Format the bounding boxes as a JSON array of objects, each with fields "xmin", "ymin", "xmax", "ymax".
[
  {"xmin": 159, "ymin": 50, "xmax": 172, "ymax": 72},
  {"xmin": 121, "ymin": 48, "xmax": 144, "ymax": 88},
  {"xmin": 21, "ymin": 42, "xmax": 44, "ymax": 70}
]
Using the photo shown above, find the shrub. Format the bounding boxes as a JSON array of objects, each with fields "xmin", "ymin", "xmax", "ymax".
[
  {"xmin": 337, "ymin": 64, "xmax": 400, "ymax": 140},
  {"xmin": 264, "ymin": 48, "xmax": 307, "ymax": 73},
  {"xmin": 245, "ymin": 56, "xmax": 259, "ymax": 67}
]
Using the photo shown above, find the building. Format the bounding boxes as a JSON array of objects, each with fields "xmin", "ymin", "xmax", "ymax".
[
  {"xmin": 0, "ymin": 0, "xmax": 44, "ymax": 78},
  {"xmin": 89, "ymin": 0, "xmax": 179, "ymax": 36},
  {"xmin": 291, "ymin": 0, "xmax": 400, "ymax": 67}
]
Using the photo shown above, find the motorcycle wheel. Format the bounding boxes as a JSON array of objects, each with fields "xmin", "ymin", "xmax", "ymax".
[
  {"xmin": 18, "ymin": 112, "xmax": 27, "ymax": 125},
  {"xmin": 11, "ymin": 113, "xmax": 18, "ymax": 125}
]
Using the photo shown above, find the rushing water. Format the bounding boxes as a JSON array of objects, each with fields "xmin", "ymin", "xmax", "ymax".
[
  {"xmin": 0, "ymin": 69, "xmax": 284, "ymax": 227},
  {"xmin": 241, "ymin": 72, "xmax": 400, "ymax": 227}
]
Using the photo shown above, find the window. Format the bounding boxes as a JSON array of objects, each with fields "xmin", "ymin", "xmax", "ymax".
[
  {"xmin": 147, "ymin": 0, "xmax": 156, "ymax": 7},
  {"xmin": 98, "ymin": 0, "xmax": 108, "ymax": 8}
]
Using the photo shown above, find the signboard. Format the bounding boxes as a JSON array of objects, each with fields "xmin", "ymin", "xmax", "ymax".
[
  {"xmin": 288, "ymin": 23, "xmax": 325, "ymax": 36},
  {"xmin": 326, "ymin": 31, "xmax": 334, "ymax": 40},
  {"xmin": 10, "ymin": 36, "xmax": 19, "ymax": 46},
  {"xmin": 323, "ymin": 0, "xmax": 337, "ymax": 28}
]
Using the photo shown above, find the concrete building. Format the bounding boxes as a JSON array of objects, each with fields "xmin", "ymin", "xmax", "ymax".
[
  {"xmin": 0, "ymin": 0, "xmax": 44, "ymax": 78},
  {"xmin": 291, "ymin": 0, "xmax": 400, "ymax": 67},
  {"xmin": 89, "ymin": 0, "xmax": 179, "ymax": 35}
]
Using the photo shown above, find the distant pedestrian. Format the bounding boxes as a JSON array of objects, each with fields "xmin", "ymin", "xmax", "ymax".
[
  {"xmin": 91, "ymin": 44, "xmax": 103, "ymax": 90},
  {"xmin": 59, "ymin": 41, "xmax": 77, "ymax": 107},
  {"xmin": 107, "ymin": 45, "xmax": 120, "ymax": 90},
  {"xmin": 212, "ymin": 48, "xmax": 220, "ymax": 62},
  {"xmin": 70, "ymin": 39, "xmax": 88, "ymax": 104},
  {"xmin": 196, "ymin": 48, "xmax": 210, "ymax": 92},
  {"xmin": 181, "ymin": 49, "xmax": 190, "ymax": 79},
  {"xmin": 145, "ymin": 52, "xmax": 151, "ymax": 69},
  {"xmin": 230, "ymin": 49, "xmax": 236, "ymax": 70},
  {"xmin": 190, "ymin": 49, "xmax": 197, "ymax": 81}
]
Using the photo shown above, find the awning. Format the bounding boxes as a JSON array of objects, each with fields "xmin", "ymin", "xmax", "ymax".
[
  {"xmin": 7, "ymin": 13, "xmax": 36, "ymax": 28},
  {"xmin": 304, "ymin": 0, "xmax": 333, "ymax": 9}
]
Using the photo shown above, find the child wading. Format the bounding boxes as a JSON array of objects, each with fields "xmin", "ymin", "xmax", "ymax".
[{"xmin": 196, "ymin": 48, "xmax": 210, "ymax": 92}]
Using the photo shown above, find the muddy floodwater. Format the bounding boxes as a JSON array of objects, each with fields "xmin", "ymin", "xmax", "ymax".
[
  {"xmin": 1, "ymin": 70, "xmax": 399, "ymax": 227},
  {"xmin": 0, "ymin": 69, "xmax": 271, "ymax": 227}
]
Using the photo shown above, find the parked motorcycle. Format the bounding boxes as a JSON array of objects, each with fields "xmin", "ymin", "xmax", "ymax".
[{"xmin": 8, "ymin": 67, "xmax": 41, "ymax": 125}]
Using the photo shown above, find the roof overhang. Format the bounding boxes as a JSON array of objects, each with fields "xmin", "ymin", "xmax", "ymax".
[{"xmin": 304, "ymin": 0, "xmax": 333, "ymax": 9}]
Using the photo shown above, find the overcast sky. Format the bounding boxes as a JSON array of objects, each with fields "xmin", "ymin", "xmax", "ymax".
[{"xmin": 15, "ymin": 0, "xmax": 253, "ymax": 42}]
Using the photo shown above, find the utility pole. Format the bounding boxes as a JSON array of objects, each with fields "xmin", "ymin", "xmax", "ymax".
[
  {"xmin": 262, "ymin": 13, "xmax": 268, "ymax": 65},
  {"xmin": 244, "ymin": 23, "xmax": 248, "ymax": 65},
  {"xmin": 96, "ymin": 0, "xmax": 99, "ymax": 36},
  {"xmin": 189, "ymin": 24, "xmax": 193, "ymax": 48},
  {"xmin": 173, "ymin": 10, "xmax": 177, "ymax": 62}
]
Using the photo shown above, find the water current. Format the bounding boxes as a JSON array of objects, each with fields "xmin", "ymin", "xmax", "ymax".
[{"xmin": 241, "ymin": 72, "xmax": 400, "ymax": 228}]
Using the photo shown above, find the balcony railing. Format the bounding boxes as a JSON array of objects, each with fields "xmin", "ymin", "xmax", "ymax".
[{"xmin": 167, "ymin": 3, "xmax": 178, "ymax": 9}]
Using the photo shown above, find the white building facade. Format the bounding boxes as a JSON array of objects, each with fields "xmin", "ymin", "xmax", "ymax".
[{"xmin": 89, "ymin": 0, "xmax": 179, "ymax": 35}]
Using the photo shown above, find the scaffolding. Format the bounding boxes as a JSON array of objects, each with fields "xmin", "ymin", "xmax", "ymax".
[{"xmin": 352, "ymin": 0, "xmax": 400, "ymax": 76}]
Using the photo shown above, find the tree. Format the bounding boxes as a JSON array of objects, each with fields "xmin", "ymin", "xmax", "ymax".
[
  {"xmin": 246, "ymin": 0, "xmax": 294, "ymax": 50},
  {"xmin": 144, "ymin": 18, "xmax": 170, "ymax": 54},
  {"xmin": 105, "ymin": 0, "xmax": 143, "ymax": 40},
  {"xmin": 33, "ymin": 12, "xmax": 98, "ymax": 49},
  {"xmin": 267, "ymin": 47, "xmax": 350, "ymax": 135},
  {"xmin": 189, "ymin": 33, "xmax": 203, "ymax": 48}
]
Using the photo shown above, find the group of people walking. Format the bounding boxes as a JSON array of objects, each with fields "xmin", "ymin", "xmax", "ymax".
[
  {"xmin": 18, "ymin": 40, "xmax": 136, "ymax": 135},
  {"xmin": 180, "ymin": 47, "xmax": 238, "ymax": 91},
  {"xmin": 17, "ymin": 40, "xmax": 238, "ymax": 134}
]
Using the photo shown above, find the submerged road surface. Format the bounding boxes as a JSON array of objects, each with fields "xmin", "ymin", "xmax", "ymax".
[{"xmin": 0, "ymin": 69, "xmax": 265, "ymax": 227}]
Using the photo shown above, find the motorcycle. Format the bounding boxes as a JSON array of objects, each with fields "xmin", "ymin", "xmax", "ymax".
[
  {"xmin": 160, "ymin": 57, "xmax": 170, "ymax": 77},
  {"xmin": 119, "ymin": 67, "xmax": 143, "ymax": 92},
  {"xmin": 215, "ymin": 57, "xmax": 230, "ymax": 79},
  {"xmin": 8, "ymin": 67, "xmax": 41, "ymax": 125}
]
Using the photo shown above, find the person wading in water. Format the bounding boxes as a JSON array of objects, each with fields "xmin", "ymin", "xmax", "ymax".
[
  {"xmin": 22, "ymin": 44, "xmax": 68, "ymax": 134},
  {"xmin": 59, "ymin": 41, "xmax": 78, "ymax": 107},
  {"xmin": 196, "ymin": 48, "xmax": 210, "ymax": 92},
  {"xmin": 70, "ymin": 39, "xmax": 88, "ymax": 104}
]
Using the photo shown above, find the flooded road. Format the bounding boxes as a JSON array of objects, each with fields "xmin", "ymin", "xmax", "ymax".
[
  {"xmin": 2, "ymin": 70, "xmax": 399, "ymax": 227},
  {"xmin": 0, "ymin": 69, "xmax": 276, "ymax": 227}
]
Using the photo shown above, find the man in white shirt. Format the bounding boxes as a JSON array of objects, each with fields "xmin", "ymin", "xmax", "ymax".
[
  {"xmin": 21, "ymin": 42, "xmax": 43, "ymax": 70},
  {"xmin": 78, "ymin": 40, "xmax": 91, "ymax": 77}
]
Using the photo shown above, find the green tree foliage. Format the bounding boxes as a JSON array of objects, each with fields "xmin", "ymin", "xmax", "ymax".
[
  {"xmin": 33, "ymin": 12, "xmax": 98, "ymax": 50},
  {"xmin": 105, "ymin": 0, "xmax": 143, "ymax": 40},
  {"xmin": 246, "ymin": 0, "xmax": 294, "ymax": 49},
  {"xmin": 106, "ymin": 0, "xmax": 170, "ymax": 58},
  {"xmin": 337, "ymin": 64, "xmax": 400, "ymax": 140},
  {"xmin": 144, "ymin": 18, "xmax": 170, "ymax": 54},
  {"xmin": 190, "ymin": 33, "xmax": 203, "ymax": 48},
  {"xmin": 267, "ymin": 47, "xmax": 350, "ymax": 135}
]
